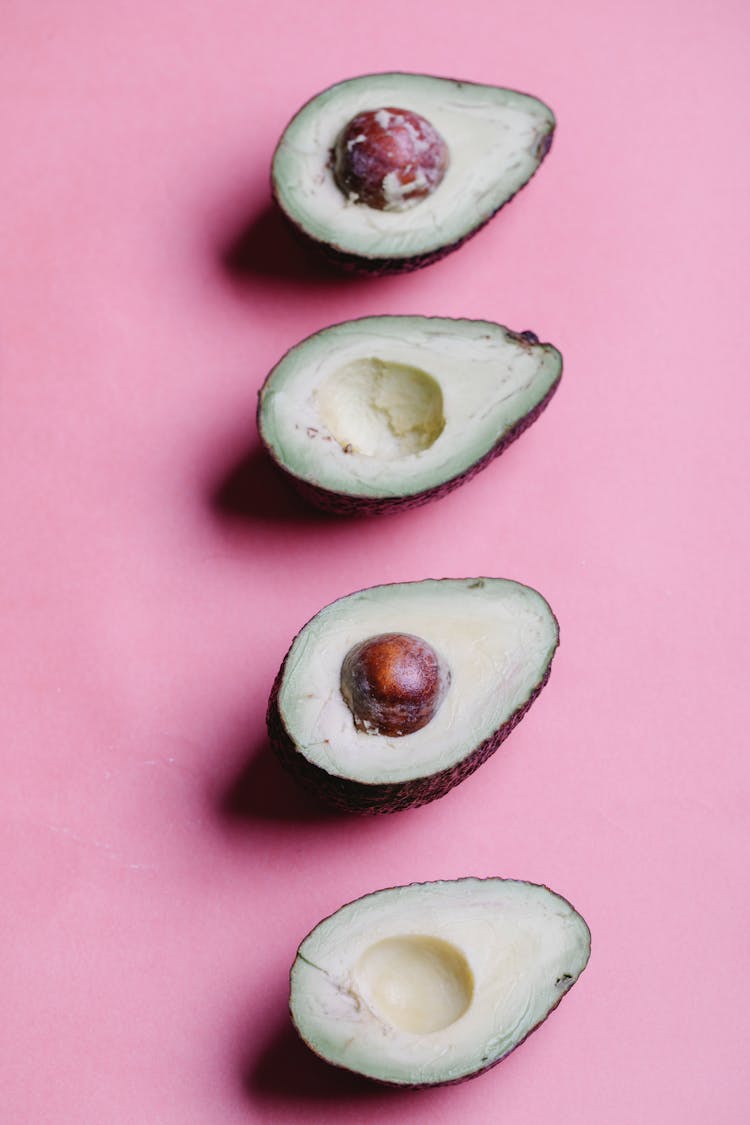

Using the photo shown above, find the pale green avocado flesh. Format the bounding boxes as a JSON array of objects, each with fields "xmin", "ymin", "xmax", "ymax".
[
  {"xmin": 258, "ymin": 316, "xmax": 562, "ymax": 503},
  {"xmin": 275, "ymin": 578, "xmax": 558, "ymax": 789},
  {"xmin": 290, "ymin": 877, "xmax": 590, "ymax": 1086},
  {"xmin": 272, "ymin": 73, "xmax": 555, "ymax": 264}
]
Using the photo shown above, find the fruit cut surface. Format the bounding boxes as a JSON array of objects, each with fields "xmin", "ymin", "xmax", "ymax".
[
  {"xmin": 272, "ymin": 72, "xmax": 555, "ymax": 272},
  {"xmin": 268, "ymin": 577, "xmax": 559, "ymax": 812},
  {"xmin": 257, "ymin": 316, "xmax": 562, "ymax": 515},
  {"xmin": 290, "ymin": 877, "xmax": 590, "ymax": 1086}
]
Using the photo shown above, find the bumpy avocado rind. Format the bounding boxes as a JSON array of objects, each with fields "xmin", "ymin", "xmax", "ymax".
[
  {"xmin": 272, "ymin": 72, "xmax": 555, "ymax": 274},
  {"xmin": 257, "ymin": 316, "xmax": 562, "ymax": 517},
  {"xmin": 289, "ymin": 877, "xmax": 590, "ymax": 1086},
  {"xmin": 267, "ymin": 578, "xmax": 559, "ymax": 814}
]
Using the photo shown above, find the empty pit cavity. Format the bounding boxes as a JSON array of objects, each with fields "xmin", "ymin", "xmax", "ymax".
[
  {"xmin": 355, "ymin": 935, "xmax": 473, "ymax": 1033},
  {"xmin": 316, "ymin": 358, "xmax": 445, "ymax": 459}
]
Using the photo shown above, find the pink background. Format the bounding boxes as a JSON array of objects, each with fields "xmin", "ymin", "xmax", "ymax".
[{"xmin": 2, "ymin": 1, "xmax": 749, "ymax": 1121}]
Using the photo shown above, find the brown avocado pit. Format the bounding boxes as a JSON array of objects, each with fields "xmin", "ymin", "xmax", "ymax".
[
  {"xmin": 331, "ymin": 107, "xmax": 449, "ymax": 212},
  {"xmin": 340, "ymin": 632, "xmax": 450, "ymax": 737}
]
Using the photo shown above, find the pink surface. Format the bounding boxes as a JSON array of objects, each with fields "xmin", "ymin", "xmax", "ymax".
[{"xmin": 2, "ymin": 1, "xmax": 749, "ymax": 1121}]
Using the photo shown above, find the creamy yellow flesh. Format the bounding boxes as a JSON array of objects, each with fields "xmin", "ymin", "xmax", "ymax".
[
  {"xmin": 258, "ymin": 317, "xmax": 562, "ymax": 499},
  {"xmin": 290, "ymin": 878, "xmax": 591, "ymax": 1085},
  {"xmin": 316, "ymin": 358, "xmax": 445, "ymax": 458},
  {"xmin": 356, "ymin": 936, "xmax": 474, "ymax": 1034},
  {"xmin": 273, "ymin": 73, "xmax": 555, "ymax": 259},
  {"xmin": 277, "ymin": 578, "xmax": 558, "ymax": 784}
]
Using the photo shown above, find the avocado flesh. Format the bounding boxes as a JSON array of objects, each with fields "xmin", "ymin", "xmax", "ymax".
[
  {"xmin": 272, "ymin": 73, "xmax": 555, "ymax": 267},
  {"xmin": 271, "ymin": 578, "xmax": 558, "ymax": 809},
  {"xmin": 290, "ymin": 878, "xmax": 590, "ymax": 1086},
  {"xmin": 258, "ymin": 316, "xmax": 562, "ymax": 510}
]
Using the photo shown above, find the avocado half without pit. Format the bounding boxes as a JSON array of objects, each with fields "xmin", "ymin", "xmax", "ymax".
[
  {"xmin": 290, "ymin": 877, "xmax": 590, "ymax": 1086},
  {"xmin": 257, "ymin": 315, "xmax": 562, "ymax": 516},
  {"xmin": 267, "ymin": 577, "xmax": 558, "ymax": 813},
  {"xmin": 272, "ymin": 72, "xmax": 555, "ymax": 273}
]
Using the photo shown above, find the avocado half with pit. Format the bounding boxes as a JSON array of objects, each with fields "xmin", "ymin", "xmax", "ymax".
[
  {"xmin": 257, "ymin": 315, "xmax": 562, "ymax": 516},
  {"xmin": 267, "ymin": 577, "xmax": 558, "ymax": 813},
  {"xmin": 272, "ymin": 72, "xmax": 555, "ymax": 273},
  {"xmin": 290, "ymin": 877, "xmax": 590, "ymax": 1086}
]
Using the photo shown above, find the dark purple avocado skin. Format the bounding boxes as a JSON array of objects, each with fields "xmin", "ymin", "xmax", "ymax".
[
  {"xmin": 289, "ymin": 876, "xmax": 590, "ymax": 1088},
  {"xmin": 258, "ymin": 362, "xmax": 561, "ymax": 517},
  {"xmin": 273, "ymin": 124, "xmax": 555, "ymax": 277},
  {"xmin": 266, "ymin": 645, "xmax": 556, "ymax": 815}
]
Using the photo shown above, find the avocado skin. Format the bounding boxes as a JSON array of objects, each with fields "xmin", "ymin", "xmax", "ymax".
[
  {"xmin": 266, "ymin": 628, "xmax": 557, "ymax": 815},
  {"xmin": 289, "ymin": 876, "xmax": 590, "ymax": 1086},
  {"xmin": 257, "ymin": 367, "xmax": 561, "ymax": 517}
]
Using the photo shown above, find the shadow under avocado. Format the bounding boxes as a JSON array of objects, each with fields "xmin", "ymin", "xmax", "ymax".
[
  {"xmin": 220, "ymin": 200, "xmax": 358, "ymax": 290},
  {"xmin": 218, "ymin": 735, "xmax": 344, "ymax": 825},
  {"xmin": 210, "ymin": 442, "xmax": 335, "ymax": 527},
  {"xmin": 246, "ymin": 1016, "xmax": 427, "ymax": 1109}
]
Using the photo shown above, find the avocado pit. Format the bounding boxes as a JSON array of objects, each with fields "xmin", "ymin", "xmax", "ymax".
[
  {"xmin": 340, "ymin": 632, "xmax": 449, "ymax": 736},
  {"xmin": 332, "ymin": 107, "xmax": 449, "ymax": 212}
]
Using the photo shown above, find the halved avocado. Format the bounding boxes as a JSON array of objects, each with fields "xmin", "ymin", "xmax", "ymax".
[
  {"xmin": 272, "ymin": 73, "xmax": 555, "ymax": 273},
  {"xmin": 290, "ymin": 877, "xmax": 590, "ymax": 1086},
  {"xmin": 257, "ymin": 316, "xmax": 562, "ymax": 516},
  {"xmin": 267, "ymin": 578, "xmax": 559, "ymax": 813}
]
